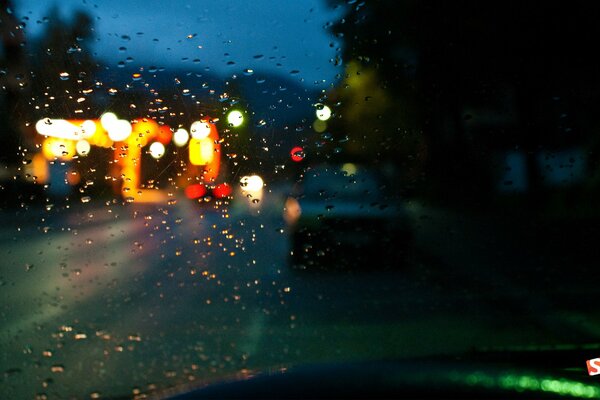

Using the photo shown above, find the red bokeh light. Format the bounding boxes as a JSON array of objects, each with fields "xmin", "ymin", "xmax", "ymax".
[
  {"xmin": 185, "ymin": 184, "xmax": 207, "ymax": 199},
  {"xmin": 156, "ymin": 125, "xmax": 173, "ymax": 145},
  {"xmin": 213, "ymin": 183, "xmax": 232, "ymax": 198},
  {"xmin": 290, "ymin": 146, "xmax": 304, "ymax": 162}
]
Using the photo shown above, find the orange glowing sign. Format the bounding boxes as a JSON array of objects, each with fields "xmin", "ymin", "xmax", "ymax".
[{"xmin": 35, "ymin": 115, "xmax": 222, "ymax": 203}]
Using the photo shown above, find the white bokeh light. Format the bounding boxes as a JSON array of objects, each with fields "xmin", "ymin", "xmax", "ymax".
[
  {"xmin": 227, "ymin": 110, "xmax": 244, "ymax": 127},
  {"xmin": 149, "ymin": 141, "xmax": 166, "ymax": 159},
  {"xmin": 173, "ymin": 128, "xmax": 189, "ymax": 147},
  {"xmin": 240, "ymin": 175, "xmax": 264, "ymax": 192},
  {"xmin": 107, "ymin": 119, "xmax": 132, "ymax": 142},
  {"xmin": 190, "ymin": 121, "xmax": 211, "ymax": 139},
  {"xmin": 315, "ymin": 104, "xmax": 332, "ymax": 121},
  {"xmin": 100, "ymin": 112, "xmax": 118, "ymax": 130},
  {"xmin": 81, "ymin": 120, "xmax": 97, "ymax": 138},
  {"xmin": 76, "ymin": 140, "xmax": 91, "ymax": 156}
]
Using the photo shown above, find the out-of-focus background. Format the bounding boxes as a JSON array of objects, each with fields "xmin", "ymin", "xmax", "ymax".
[{"xmin": 2, "ymin": 1, "xmax": 600, "ymax": 399}]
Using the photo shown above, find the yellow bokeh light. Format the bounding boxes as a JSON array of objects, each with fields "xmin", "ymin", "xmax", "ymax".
[
  {"xmin": 189, "ymin": 138, "xmax": 214, "ymax": 165},
  {"xmin": 313, "ymin": 119, "xmax": 327, "ymax": 132},
  {"xmin": 42, "ymin": 137, "xmax": 76, "ymax": 161}
]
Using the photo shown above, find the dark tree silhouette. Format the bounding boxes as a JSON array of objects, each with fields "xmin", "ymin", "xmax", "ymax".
[
  {"xmin": 328, "ymin": 0, "xmax": 600, "ymax": 205},
  {"xmin": 0, "ymin": 0, "xmax": 27, "ymax": 164},
  {"xmin": 28, "ymin": 6, "xmax": 99, "ymax": 118}
]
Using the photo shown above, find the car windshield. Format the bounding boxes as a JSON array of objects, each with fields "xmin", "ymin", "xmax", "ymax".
[{"xmin": 2, "ymin": 1, "xmax": 600, "ymax": 399}]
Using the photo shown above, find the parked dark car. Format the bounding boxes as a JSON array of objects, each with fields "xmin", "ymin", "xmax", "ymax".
[{"xmin": 285, "ymin": 163, "xmax": 412, "ymax": 269}]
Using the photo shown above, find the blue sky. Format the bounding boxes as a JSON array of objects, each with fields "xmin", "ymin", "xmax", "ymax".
[{"xmin": 16, "ymin": 0, "xmax": 344, "ymax": 87}]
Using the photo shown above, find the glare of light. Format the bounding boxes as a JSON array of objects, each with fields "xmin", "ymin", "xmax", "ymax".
[
  {"xmin": 316, "ymin": 104, "xmax": 332, "ymax": 121},
  {"xmin": 240, "ymin": 175, "xmax": 264, "ymax": 192},
  {"xmin": 100, "ymin": 112, "xmax": 118, "ymax": 130},
  {"xmin": 173, "ymin": 128, "xmax": 189, "ymax": 147},
  {"xmin": 76, "ymin": 140, "xmax": 91, "ymax": 156},
  {"xmin": 190, "ymin": 120, "xmax": 211, "ymax": 139},
  {"xmin": 81, "ymin": 120, "xmax": 96, "ymax": 138},
  {"xmin": 107, "ymin": 119, "xmax": 132, "ymax": 142},
  {"xmin": 227, "ymin": 110, "xmax": 244, "ymax": 127},
  {"xmin": 149, "ymin": 141, "xmax": 165, "ymax": 159},
  {"xmin": 341, "ymin": 163, "xmax": 357, "ymax": 176}
]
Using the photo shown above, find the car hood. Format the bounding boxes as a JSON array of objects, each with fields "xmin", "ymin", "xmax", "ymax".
[{"xmin": 160, "ymin": 346, "xmax": 599, "ymax": 399}]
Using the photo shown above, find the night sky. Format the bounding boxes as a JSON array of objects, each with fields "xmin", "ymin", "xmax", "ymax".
[{"xmin": 16, "ymin": 0, "xmax": 343, "ymax": 87}]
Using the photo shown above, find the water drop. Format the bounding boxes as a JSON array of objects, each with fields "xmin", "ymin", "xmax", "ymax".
[{"xmin": 50, "ymin": 365, "xmax": 65, "ymax": 373}]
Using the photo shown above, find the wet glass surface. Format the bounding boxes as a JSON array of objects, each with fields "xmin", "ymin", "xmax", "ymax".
[{"xmin": 2, "ymin": 1, "xmax": 600, "ymax": 399}]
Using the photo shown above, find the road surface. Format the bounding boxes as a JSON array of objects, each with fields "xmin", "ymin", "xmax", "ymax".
[{"xmin": 0, "ymin": 191, "xmax": 595, "ymax": 399}]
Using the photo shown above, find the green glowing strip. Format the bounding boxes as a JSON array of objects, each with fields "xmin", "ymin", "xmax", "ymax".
[{"xmin": 451, "ymin": 372, "xmax": 600, "ymax": 398}]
